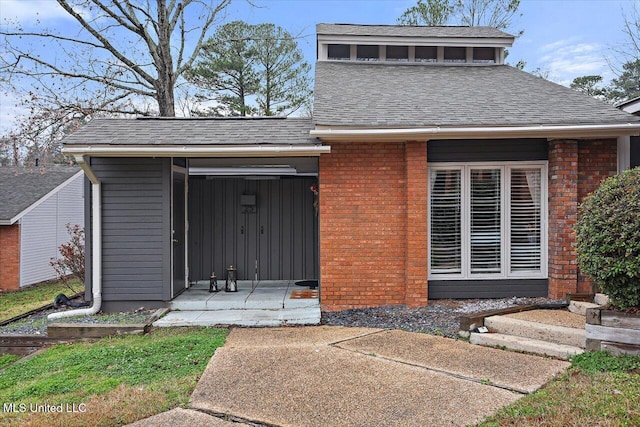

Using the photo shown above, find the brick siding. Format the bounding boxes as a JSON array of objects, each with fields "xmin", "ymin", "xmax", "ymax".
[
  {"xmin": 319, "ymin": 141, "xmax": 430, "ymax": 310},
  {"xmin": 548, "ymin": 139, "xmax": 617, "ymax": 299},
  {"xmin": 0, "ymin": 224, "xmax": 21, "ymax": 291},
  {"xmin": 577, "ymin": 139, "xmax": 618, "ymax": 293}
]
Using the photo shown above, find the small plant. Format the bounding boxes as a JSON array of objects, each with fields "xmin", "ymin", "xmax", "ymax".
[
  {"xmin": 575, "ymin": 168, "xmax": 640, "ymax": 309},
  {"xmin": 50, "ymin": 223, "xmax": 84, "ymax": 295},
  {"xmin": 569, "ymin": 350, "xmax": 640, "ymax": 374}
]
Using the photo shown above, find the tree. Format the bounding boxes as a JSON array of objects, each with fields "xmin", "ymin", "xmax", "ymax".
[
  {"xmin": 398, "ymin": 0, "xmax": 453, "ymax": 26},
  {"xmin": 1, "ymin": 0, "xmax": 232, "ymax": 118},
  {"xmin": 609, "ymin": 59, "xmax": 640, "ymax": 103},
  {"xmin": 252, "ymin": 23, "xmax": 312, "ymax": 116},
  {"xmin": 189, "ymin": 22, "xmax": 312, "ymax": 116},
  {"xmin": 570, "ymin": 75, "xmax": 607, "ymax": 99},
  {"xmin": 187, "ymin": 21, "xmax": 259, "ymax": 117},
  {"xmin": 398, "ymin": 0, "xmax": 522, "ymax": 34}
]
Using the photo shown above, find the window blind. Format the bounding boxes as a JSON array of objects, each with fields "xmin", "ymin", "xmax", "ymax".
[
  {"xmin": 470, "ymin": 169, "xmax": 501, "ymax": 274},
  {"xmin": 510, "ymin": 169, "xmax": 542, "ymax": 272},
  {"xmin": 430, "ymin": 169, "xmax": 462, "ymax": 274}
]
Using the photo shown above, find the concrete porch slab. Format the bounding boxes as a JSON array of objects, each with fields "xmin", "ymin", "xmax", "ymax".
[
  {"xmin": 153, "ymin": 308, "xmax": 321, "ymax": 327},
  {"xmin": 127, "ymin": 408, "xmax": 239, "ymax": 427}
]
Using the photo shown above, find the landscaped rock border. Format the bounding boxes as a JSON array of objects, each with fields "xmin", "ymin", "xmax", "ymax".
[{"xmin": 585, "ymin": 308, "xmax": 640, "ymax": 355}]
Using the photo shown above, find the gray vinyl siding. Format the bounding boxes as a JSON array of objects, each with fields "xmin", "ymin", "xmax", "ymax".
[
  {"xmin": 428, "ymin": 279, "xmax": 548, "ymax": 299},
  {"xmin": 19, "ymin": 173, "xmax": 84, "ymax": 287},
  {"xmin": 189, "ymin": 177, "xmax": 319, "ymax": 282},
  {"xmin": 88, "ymin": 158, "xmax": 170, "ymax": 304},
  {"xmin": 427, "ymin": 139, "xmax": 548, "ymax": 162}
]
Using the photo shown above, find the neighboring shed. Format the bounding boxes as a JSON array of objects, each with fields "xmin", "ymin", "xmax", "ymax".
[{"xmin": 0, "ymin": 165, "xmax": 84, "ymax": 290}]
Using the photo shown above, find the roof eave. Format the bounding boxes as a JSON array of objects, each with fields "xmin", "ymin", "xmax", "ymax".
[
  {"xmin": 316, "ymin": 34, "xmax": 514, "ymax": 47},
  {"xmin": 62, "ymin": 144, "xmax": 331, "ymax": 157},
  {"xmin": 310, "ymin": 123, "xmax": 640, "ymax": 142}
]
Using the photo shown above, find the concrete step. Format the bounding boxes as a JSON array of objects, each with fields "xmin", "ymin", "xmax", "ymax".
[
  {"xmin": 470, "ymin": 332, "xmax": 584, "ymax": 360},
  {"xmin": 569, "ymin": 300, "xmax": 600, "ymax": 316},
  {"xmin": 153, "ymin": 307, "xmax": 321, "ymax": 327},
  {"xmin": 484, "ymin": 315, "xmax": 585, "ymax": 348}
]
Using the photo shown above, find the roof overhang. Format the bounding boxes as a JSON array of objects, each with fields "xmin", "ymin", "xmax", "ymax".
[
  {"xmin": 310, "ymin": 123, "xmax": 640, "ymax": 142},
  {"xmin": 62, "ymin": 144, "xmax": 331, "ymax": 158},
  {"xmin": 317, "ymin": 34, "xmax": 514, "ymax": 48}
]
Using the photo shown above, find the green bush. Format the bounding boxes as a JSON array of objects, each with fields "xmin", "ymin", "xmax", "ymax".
[{"xmin": 575, "ymin": 167, "xmax": 640, "ymax": 309}]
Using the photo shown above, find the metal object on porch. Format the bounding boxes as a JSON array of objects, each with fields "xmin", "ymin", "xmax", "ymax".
[
  {"xmin": 209, "ymin": 272, "xmax": 219, "ymax": 293},
  {"xmin": 225, "ymin": 265, "xmax": 238, "ymax": 292}
]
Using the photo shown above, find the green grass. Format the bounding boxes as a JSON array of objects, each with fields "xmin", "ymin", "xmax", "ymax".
[
  {"xmin": 0, "ymin": 327, "xmax": 227, "ymax": 426},
  {"xmin": 476, "ymin": 351, "xmax": 640, "ymax": 427},
  {"xmin": 0, "ymin": 279, "xmax": 83, "ymax": 322},
  {"xmin": 0, "ymin": 354, "xmax": 20, "ymax": 369}
]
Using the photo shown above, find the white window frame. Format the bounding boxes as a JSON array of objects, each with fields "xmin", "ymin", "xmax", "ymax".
[{"xmin": 428, "ymin": 161, "xmax": 548, "ymax": 280}]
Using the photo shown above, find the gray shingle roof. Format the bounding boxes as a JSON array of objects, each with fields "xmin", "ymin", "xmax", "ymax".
[
  {"xmin": 316, "ymin": 23, "xmax": 514, "ymax": 39},
  {"xmin": 63, "ymin": 117, "xmax": 318, "ymax": 146},
  {"xmin": 0, "ymin": 165, "xmax": 80, "ymax": 222},
  {"xmin": 313, "ymin": 62, "xmax": 640, "ymax": 127}
]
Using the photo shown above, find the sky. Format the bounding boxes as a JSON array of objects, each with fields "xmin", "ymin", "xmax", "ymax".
[{"xmin": 0, "ymin": 0, "xmax": 637, "ymax": 133}]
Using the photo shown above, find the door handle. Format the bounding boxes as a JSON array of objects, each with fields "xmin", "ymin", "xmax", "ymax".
[
  {"xmin": 240, "ymin": 225, "xmax": 244, "ymax": 234},
  {"xmin": 260, "ymin": 225, "xmax": 264, "ymax": 234}
]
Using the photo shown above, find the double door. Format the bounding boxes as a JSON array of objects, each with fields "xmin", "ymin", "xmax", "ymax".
[{"xmin": 189, "ymin": 177, "xmax": 318, "ymax": 282}]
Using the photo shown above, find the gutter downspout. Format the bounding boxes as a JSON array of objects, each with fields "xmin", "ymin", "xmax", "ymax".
[{"xmin": 48, "ymin": 156, "xmax": 102, "ymax": 320}]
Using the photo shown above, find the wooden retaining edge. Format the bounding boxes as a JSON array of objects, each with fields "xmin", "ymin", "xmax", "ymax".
[
  {"xmin": 585, "ymin": 307, "xmax": 640, "ymax": 355},
  {"xmin": 0, "ymin": 335, "xmax": 75, "ymax": 356},
  {"xmin": 47, "ymin": 308, "xmax": 169, "ymax": 339},
  {"xmin": 458, "ymin": 303, "xmax": 569, "ymax": 332},
  {"xmin": 0, "ymin": 308, "xmax": 169, "ymax": 355}
]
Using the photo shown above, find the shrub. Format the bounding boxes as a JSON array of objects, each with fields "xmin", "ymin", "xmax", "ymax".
[
  {"xmin": 50, "ymin": 223, "xmax": 85, "ymax": 293},
  {"xmin": 575, "ymin": 167, "xmax": 640, "ymax": 309}
]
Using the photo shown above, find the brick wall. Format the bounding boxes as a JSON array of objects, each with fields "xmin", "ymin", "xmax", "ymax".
[
  {"xmin": 548, "ymin": 140, "xmax": 579, "ymax": 299},
  {"xmin": 0, "ymin": 224, "xmax": 21, "ymax": 291},
  {"xmin": 320, "ymin": 141, "xmax": 431, "ymax": 310},
  {"xmin": 577, "ymin": 139, "xmax": 618, "ymax": 293},
  {"xmin": 548, "ymin": 139, "xmax": 618, "ymax": 298},
  {"xmin": 405, "ymin": 142, "xmax": 429, "ymax": 306}
]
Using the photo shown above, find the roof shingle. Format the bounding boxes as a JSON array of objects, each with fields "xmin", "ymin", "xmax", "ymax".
[
  {"xmin": 0, "ymin": 165, "xmax": 80, "ymax": 222},
  {"xmin": 313, "ymin": 62, "xmax": 640, "ymax": 128},
  {"xmin": 63, "ymin": 117, "xmax": 317, "ymax": 146}
]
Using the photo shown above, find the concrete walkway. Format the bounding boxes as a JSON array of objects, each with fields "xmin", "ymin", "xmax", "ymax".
[{"xmin": 129, "ymin": 326, "xmax": 570, "ymax": 427}]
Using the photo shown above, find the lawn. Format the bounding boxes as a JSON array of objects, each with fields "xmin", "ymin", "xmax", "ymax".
[
  {"xmin": 0, "ymin": 279, "xmax": 83, "ymax": 323},
  {"xmin": 476, "ymin": 351, "xmax": 640, "ymax": 427},
  {"xmin": 0, "ymin": 327, "xmax": 227, "ymax": 427}
]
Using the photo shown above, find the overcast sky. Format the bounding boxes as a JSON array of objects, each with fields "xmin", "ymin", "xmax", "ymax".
[{"xmin": 0, "ymin": 0, "xmax": 636, "ymax": 132}]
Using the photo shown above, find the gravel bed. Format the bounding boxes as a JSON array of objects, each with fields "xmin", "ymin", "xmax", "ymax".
[
  {"xmin": 0, "ymin": 308, "xmax": 157, "ymax": 336},
  {"xmin": 322, "ymin": 297, "xmax": 564, "ymax": 338}
]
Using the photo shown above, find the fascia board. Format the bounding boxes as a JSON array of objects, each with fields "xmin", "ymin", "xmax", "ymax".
[
  {"xmin": 317, "ymin": 34, "xmax": 514, "ymax": 47},
  {"xmin": 62, "ymin": 145, "xmax": 331, "ymax": 157},
  {"xmin": 310, "ymin": 123, "xmax": 640, "ymax": 142}
]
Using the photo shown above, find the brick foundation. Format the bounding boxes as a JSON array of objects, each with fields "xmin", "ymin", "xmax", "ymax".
[
  {"xmin": 0, "ymin": 224, "xmax": 21, "ymax": 291},
  {"xmin": 319, "ymin": 141, "xmax": 428, "ymax": 310},
  {"xmin": 548, "ymin": 139, "xmax": 617, "ymax": 299}
]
